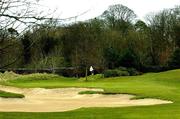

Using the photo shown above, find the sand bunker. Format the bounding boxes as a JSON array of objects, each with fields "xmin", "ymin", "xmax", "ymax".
[{"xmin": 0, "ymin": 85, "xmax": 172, "ymax": 112}]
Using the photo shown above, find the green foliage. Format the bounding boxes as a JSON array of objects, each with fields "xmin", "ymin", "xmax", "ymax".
[
  {"xmin": 134, "ymin": 20, "xmax": 148, "ymax": 32},
  {"xmin": 127, "ymin": 68, "xmax": 140, "ymax": 76},
  {"xmin": 21, "ymin": 32, "xmax": 32, "ymax": 65},
  {"xmin": 104, "ymin": 47, "xmax": 121, "ymax": 69},
  {"xmin": 104, "ymin": 69, "xmax": 130, "ymax": 77},
  {"xmin": 120, "ymin": 49, "xmax": 139, "ymax": 68},
  {"xmin": 168, "ymin": 48, "xmax": 180, "ymax": 68},
  {"xmin": 174, "ymin": 23, "xmax": 180, "ymax": 47},
  {"xmin": 103, "ymin": 67, "xmax": 140, "ymax": 78}
]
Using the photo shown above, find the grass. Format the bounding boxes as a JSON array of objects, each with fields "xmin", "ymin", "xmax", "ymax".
[
  {"xmin": 78, "ymin": 90, "xmax": 127, "ymax": 95},
  {"xmin": 78, "ymin": 74, "xmax": 103, "ymax": 81},
  {"xmin": 78, "ymin": 90, "xmax": 103, "ymax": 94},
  {"xmin": 0, "ymin": 71, "xmax": 19, "ymax": 81},
  {"xmin": 0, "ymin": 90, "xmax": 24, "ymax": 98},
  {"xmin": 0, "ymin": 69, "xmax": 180, "ymax": 118}
]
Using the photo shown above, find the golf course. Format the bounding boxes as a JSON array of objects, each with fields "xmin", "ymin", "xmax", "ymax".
[
  {"xmin": 0, "ymin": 69, "xmax": 180, "ymax": 119},
  {"xmin": 0, "ymin": 0, "xmax": 180, "ymax": 118}
]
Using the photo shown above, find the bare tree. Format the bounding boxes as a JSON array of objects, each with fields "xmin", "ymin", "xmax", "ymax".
[
  {"xmin": 102, "ymin": 4, "xmax": 136, "ymax": 21},
  {"xmin": 145, "ymin": 6, "xmax": 180, "ymax": 65},
  {"xmin": 101, "ymin": 4, "xmax": 136, "ymax": 30},
  {"xmin": 0, "ymin": 0, "xmax": 58, "ymax": 68}
]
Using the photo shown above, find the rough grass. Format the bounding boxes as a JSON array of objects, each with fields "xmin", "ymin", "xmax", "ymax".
[
  {"xmin": 0, "ymin": 71, "xmax": 19, "ymax": 81},
  {"xmin": 0, "ymin": 90, "xmax": 24, "ymax": 98},
  {"xmin": 0, "ymin": 69, "xmax": 180, "ymax": 119}
]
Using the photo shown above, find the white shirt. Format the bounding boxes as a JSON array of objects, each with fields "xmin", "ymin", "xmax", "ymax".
[{"xmin": 89, "ymin": 66, "xmax": 94, "ymax": 72}]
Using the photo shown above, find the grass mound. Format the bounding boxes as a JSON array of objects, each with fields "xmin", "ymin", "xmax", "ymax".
[
  {"xmin": 16, "ymin": 73, "xmax": 61, "ymax": 81},
  {"xmin": 0, "ymin": 71, "xmax": 19, "ymax": 81}
]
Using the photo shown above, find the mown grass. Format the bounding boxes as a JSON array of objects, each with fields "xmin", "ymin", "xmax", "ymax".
[
  {"xmin": 78, "ymin": 90, "xmax": 103, "ymax": 94},
  {"xmin": 0, "ymin": 90, "xmax": 24, "ymax": 98},
  {"xmin": 0, "ymin": 69, "xmax": 180, "ymax": 119}
]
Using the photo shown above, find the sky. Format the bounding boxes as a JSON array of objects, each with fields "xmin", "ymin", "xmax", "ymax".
[{"xmin": 39, "ymin": 0, "xmax": 180, "ymax": 22}]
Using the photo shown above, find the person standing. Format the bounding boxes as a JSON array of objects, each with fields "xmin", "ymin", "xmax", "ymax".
[{"xmin": 89, "ymin": 66, "xmax": 94, "ymax": 75}]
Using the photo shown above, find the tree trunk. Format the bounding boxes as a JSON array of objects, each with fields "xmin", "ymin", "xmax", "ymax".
[{"xmin": 85, "ymin": 66, "xmax": 88, "ymax": 81}]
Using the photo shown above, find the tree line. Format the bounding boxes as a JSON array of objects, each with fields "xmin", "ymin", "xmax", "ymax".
[{"xmin": 0, "ymin": 3, "xmax": 180, "ymax": 76}]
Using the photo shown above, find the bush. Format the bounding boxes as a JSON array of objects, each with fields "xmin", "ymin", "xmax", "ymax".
[
  {"xmin": 118, "ymin": 66, "xmax": 128, "ymax": 71},
  {"xmin": 104, "ymin": 69, "xmax": 130, "ymax": 78},
  {"xmin": 117, "ymin": 70, "xmax": 130, "ymax": 76},
  {"xmin": 168, "ymin": 48, "xmax": 180, "ymax": 68},
  {"xmin": 127, "ymin": 68, "xmax": 140, "ymax": 76},
  {"xmin": 103, "ymin": 66, "xmax": 141, "ymax": 78},
  {"xmin": 141, "ymin": 65, "xmax": 170, "ymax": 73}
]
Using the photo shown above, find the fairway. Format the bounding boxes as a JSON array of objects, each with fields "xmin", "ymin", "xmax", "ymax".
[{"xmin": 0, "ymin": 69, "xmax": 180, "ymax": 118}]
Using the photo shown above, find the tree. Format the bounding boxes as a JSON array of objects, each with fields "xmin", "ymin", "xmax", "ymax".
[
  {"xmin": 0, "ymin": 0, "xmax": 57, "ymax": 68},
  {"xmin": 101, "ymin": 4, "xmax": 136, "ymax": 33},
  {"xmin": 21, "ymin": 31, "xmax": 32, "ymax": 65},
  {"xmin": 102, "ymin": 4, "xmax": 136, "ymax": 22},
  {"xmin": 169, "ymin": 48, "xmax": 180, "ymax": 68},
  {"xmin": 134, "ymin": 20, "xmax": 149, "ymax": 32},
  {"xmin": 104, "ymin": 47, "xmax": 120, "ymax": 69},
  {"xmin": 120, "ymin": 48, "xmax": 139, "ymax": 68},
  {"xmin": 21, "ymin": 23, "xmax": 65, "ymax": 69},
  {"xmin": 174, "ymin": 23, "xmax": 180, "ymax": 48},
  {"xmin": 173, "ymin": 6, "xmax": 180, "ymax": 48},
  {"xmin": 146, "ymin": 7, "xmax": 180, "ymax": 65},
  {"xmin": 62, "ymin": 19, "xmax": 105, "ymax": 79}
]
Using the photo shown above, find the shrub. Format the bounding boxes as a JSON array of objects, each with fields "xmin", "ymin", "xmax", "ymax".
[
  {"xmin": 168, "ymin": 48, "xmax": 180, "ymax": 68},
  {"xmin": 104, "ymin": 69, "xmax": 130, "ymax": 78},
  {"xmin": 127, "ymin": 68, "xmax": 140, "ymax": 76},
  {"xmin": 104, "ymin": 66, "xmax": 141, "ymax": 78},
  {"xmin": 141, "ymin": 65, "xmax": 170, "ymax": 73},
  {"xmin": 117, "ymin": 70, "xmax": 130, "ymax": 76},
  {"xmin": 118, "ymin": 66, "xmax": 128, "ymax": 71}
]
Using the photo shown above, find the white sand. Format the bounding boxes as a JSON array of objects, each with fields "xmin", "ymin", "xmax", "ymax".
[{"xmin": 0, "ymin": 85, "xmax": 172, "ymax": 112}]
